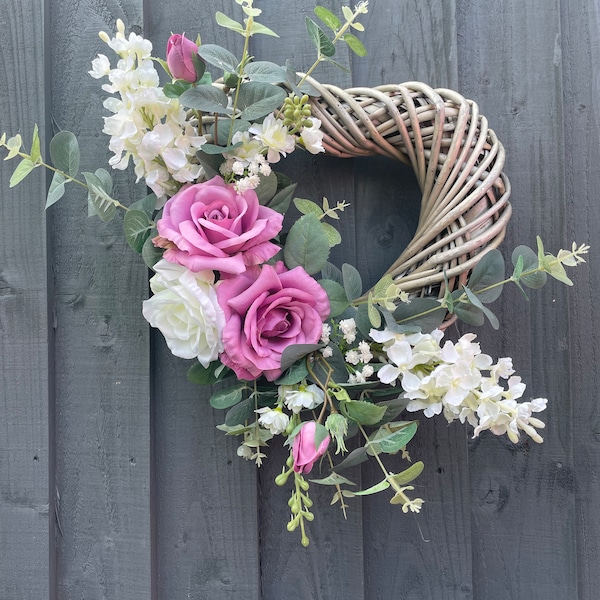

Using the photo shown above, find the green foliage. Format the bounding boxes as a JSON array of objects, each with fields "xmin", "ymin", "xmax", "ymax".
[
  {"xmin": 82, "ymin": 171, "xmax": 116, "ymax": 222},
  {"xmin": 188, "ymin": 361, "xmax": 232, "ymax": 385},
  {"xmin": 179, "ymin": 85, "xmax": 232, "ymax": 114},
  {"xmin": 342, "ymin": 263, "xmax": 362, "ymax": 301},
  {"xmin": 280, "ymin": 343, "xmax": 322, "ymax": 371},
  {"xmin": 341, "ymin": 399, "xmax": 387, "ymax": 425},
  {"xmin": 343, "ymin": 33, "xmax": 367, "ymax": 56},
  {"xmin": 123, "ymin": 210, "xmax": 153, "ymax": 253},
  {"xmin": 210, "ymin": 384, "xmax": 245, "ymax": 409},
  {"xmin": 467, "ymin": 249, "xmax": 505, "ymax": 302},
  {"xmin": 284, "ymin": 213, "xmax": 330, "ymax": 274},
  {"xmin": 314, "ymin": 6, "xmax": 341, "ymax": 31},
  {"xmin": 45, "ymin": 172, "xmax": 67, "ymax": 209},
  {"xmin": 49, "ymin": 131, "xmax": 80, "ymax": 177},
  {"xmin": 306, "ymin": 18, "xmax": 336, "ymax": 57},
  {"xmin": 319, "ymin": 279, "xmax": 350, "ymax": 317},
  {"xmin": 197, "ymin": 43, "xmax": 239, "ymax": 72},
  {"xmin": 237, "ymin": 81, "xmax": 288, "ymax": 120},
  {"xmin": 366, "ymin": 421, "xmax": 418, "ymax": 455},
  {"xmin": 9, "ymin": 158, "xmax": 35, "ymax": 187},
  {"xmin": 243, "ymin": 61, "xmax": 287, "ymax": 83}
]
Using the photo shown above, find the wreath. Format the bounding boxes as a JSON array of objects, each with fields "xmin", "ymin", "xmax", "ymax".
[{"xmin": 1, "ymin": 1, "xmax": 588, "ymax": 546}]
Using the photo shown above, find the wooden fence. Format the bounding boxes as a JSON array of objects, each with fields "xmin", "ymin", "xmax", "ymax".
[{"xmin": 1, "ymin": 0, "xmax": 598, "ymax": 598}]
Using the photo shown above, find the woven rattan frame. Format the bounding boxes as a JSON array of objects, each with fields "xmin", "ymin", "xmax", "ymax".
[{"xmin": 306, "ymin": 78, "xmax": 512, "ymax": 300}]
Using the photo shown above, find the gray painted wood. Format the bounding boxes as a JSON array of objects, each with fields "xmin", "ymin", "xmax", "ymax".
[
  {"xmin": 1, "ymin": 0, "xmax": 600, "ymax": 598},
  {"xmin": 49, "ymin": 1, "xmax": 152, "ymax": 598},
  {"xmin": 457, "ymin": 0, "xmax": 578, "ymax": 597},
  {"xmin": 0, "ymin": 2, "xmax": 49, "ymax": 599}
]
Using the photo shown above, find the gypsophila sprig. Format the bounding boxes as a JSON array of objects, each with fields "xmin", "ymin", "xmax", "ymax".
[{"xmin": 1, "ymin": 1, "xmax": 589, "ymax": 546}]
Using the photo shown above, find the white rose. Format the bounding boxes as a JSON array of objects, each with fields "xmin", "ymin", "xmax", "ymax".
[{"xmin": 142, "ymin": 259, "xmax": 225, "ymax": 367}]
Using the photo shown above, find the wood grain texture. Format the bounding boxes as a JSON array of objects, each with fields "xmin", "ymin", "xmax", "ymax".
[
  {"xmin": 146, "ymin": 2, "xmax": 261, "ymax": 599},
  {"xmin": 49, "ymin": 1, "xmax": 152, "ymax": 598},
  {"xmin": 457, "ymin": 0, "xmax": 578, "ymax": 597},
  {"xmin": 0, "ymin": 2, "xmax": 50, "ymax": 599},
  {"xmin": 559, "ymin": 0, "xmax": 600, "ymax": 598}
]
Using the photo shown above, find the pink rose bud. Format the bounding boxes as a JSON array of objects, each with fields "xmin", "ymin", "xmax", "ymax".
[
  {"xmin": 166, "ymin": 34, "xmax": 200, "ymax": 82},
  {"xmin": 292, "ymin": 422, "xmax": 330, "ymax": 474}
]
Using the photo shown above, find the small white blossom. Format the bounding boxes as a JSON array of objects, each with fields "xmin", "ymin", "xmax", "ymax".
[
  {"xmin": 299, "ymin": 118, "xmax": 324, "ymax": 154},
  {"xmin": 281, "ymin": 384, "xmax": 325, "ymax": 413},
  {"xmin": 339, "ymin": 318, "xmax": 357, "ymax": 344},
  {"xmin": 255, "ymin": 407, "xmax": 290, "ymax": 435}
]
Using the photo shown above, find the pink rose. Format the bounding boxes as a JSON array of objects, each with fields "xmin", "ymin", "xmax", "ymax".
[
  {"xmin": 292, "ymin": 422, "xmax": 330, "ymax": 474},
  {"xmin": 217, "ymin": 262, "xmax": 330, "ymax": 381},
  {"xmin": 166, "ymin": 34, "xmax": 200, "ymax": 82},
  {"xmin": 156, "ymin": 176, "xmax": 283, "ymax": 274}
]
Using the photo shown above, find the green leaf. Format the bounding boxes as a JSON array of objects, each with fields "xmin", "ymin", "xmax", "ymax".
[
  {"xmin": 197, "ymin": 42, "xmax": 239, "ymax": 72},
  {"xmin": 352, "ymin": 479, "xmax": 390, "ymax": 496},
  {"xmin": 280, "ymin": 343, "xmax": 322, "ymax": 371},
  {"xmin": 367, "ymin": 293, "xmax": 382, "ymax": 328},
  {"xmin": 373, "ymin": 274, "xmax": 395, "ymax": 298},
  {"xmin": 9, "ymin": 158, "xmax": 35, "ymax": 187},
  {"xmin": 294, "ymin": 197, "xmax": 324, "ymax": 218},
  {"xmin": 94, "ymin": 168, "xmax": 113, "ymax": 196},
  {"xmin": 542, "ymin": 256, "xmax": 574, "ymax": 286},
  {"xmin": 319, "ymin": 279, "xmax": 350, "ymax": 317},
  {"xmin": 343, "ymin": 33, "xmax": 367, "ymax": 56},
  {"xmin": 267, "ymin": 182, "xmax": 296, "ymax": 214},
  {"xmin": 248, "ymin": 21, "xmax": 280, "ymax": 37},
  {"xmin": 342, "ymin": 263, "xmax": 362, "ymax": 301},
  {"xmin": 310, "ymin": 473, "xmax": 355, "ymax": 486},
  {"xmin": 342, "ymin": 6, "xmax": 354, "ymax": 21},
  {"xmin": 355, "ymin": 303, "xmax": 372, "ymax": 337},
  {"xmin": 210, "ymin": 385, "xmax": 244, "ymax": 409},
  {"xmin": 467, "ymin": 249, "xmax": 505, "ymax": 303},
  {"xmin": 393, "ymin": 297, "xmax": 446, "ymax": 332},
  {"xmin": 367, "ymin": 421, "xmax": 418, "ymax": 455},
  {"xmin": 314, "ymin": 6, "xmax": 341, "ymax": 31},
  {"xmin": 308, "ymin": 343, "xmax": 348, "ymax": 385},
  {"xmin": 142, "ymin": 233, "xmax": 163, "ymax": 268},
  {"xmin": 210, "ymin": 118, "xmax": 251, "ymax": 146},
  {"xmin": 512, "ymin": 245, "xmax": 547, "ymax": 289},
  {"xmin": 305, "ymin": 17, "xmax": 336, "ymax": 57},
  {"xmin": 45, "ymin": 172, "xmax": 67, "ymax": 208},
  {"xmin": 320, "ymin": 222, "xmax": 342, "ymax": 247},
  {"xmin": 341, "ymin": 399, "xmax": 387, "ymax": 426},
  {"xmin": 275, "ymin": 360, "xmax": 310, "ymax": 385},
  {"xmin": 225, "ymin": 397, "xmax": 254, "ymax": 426},
  {"xmin": 244, "ymin": 61, "xmax": 287, "ymax": 83},
  {"xmin": 200, "ymin": 142, "xmax": 242, "ymax": 155},
  {"xmin": 321, "ymin": 262, "xmax": 343, "ymax": 284},
  {"xmin": 453, "ymin": 299, "xmax": 485, "ymax": 326},
  {"xmin": 163, "ymin": 80, "xmax": 192, "ymax": 98},
  {"xmin": 237, "ymin": 81, "xmax": 287, "ymax": 121},
  {"xmin": 283, "ymin": 213, "xmax": 330, "ymax": 274},
  {"xmin": 129, "ymin": 192, "xmax": 157, "ymax": 217},
  {"xmin": 30, "ymin": 124, "xmax": 41, "ymax": 162},
  {"xmin": 123, "ymin": 209, "xmax": 153, "ymax": 253},
  {"xmin": 179, "ymin": 85, "xmax": 232, "ymax": 114},
  {"xmin": 333, "ymin": 447, "xmax": 369, "ymax": 471},
  {"xmin": 82, "ymin": 171, "xmax": 116, "ymax": 222},
  {"xmin": 462, "ymin": 286, "xmax": 500, "ymax": 329},
  {"xmin": 49, "ymin": 131, "xmax": 80, "ymax": 177},
  {"xmin": 188, "ymin": 361, "xmax": 232, "ymax": 385},
  {"xmin": 387, "ymin": 462, "xmax": 425, "ymax": 487},
  {"xmin": 254, "ymin": 171, "xmax": 278, "ymax": 204}
]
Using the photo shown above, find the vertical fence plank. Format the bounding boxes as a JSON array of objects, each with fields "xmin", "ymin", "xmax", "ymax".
[
  {"xmin": 0, "ymin": 1, "xmax": 49, "ymax": 599},
  {"xmin": 50, "ymin": 1, "xmax": 152, "ymax": 598},
  {"xmin": 145, "ymin": 2, "xmax": 261, "ymax": 598},
  {"xmin": 457, "ymin": 0, "xmax": 578, "ymax": 597},
  {"xmin": 352, "ymin": 3, "xmax": 473, "ymax": 599},
  {"xmin": 560, "ymin": 1, "xmax": 600, "ymax": 598},
  {"xmin": 246, "ymin": 2, "xmax": 367, "ymax": 598}
]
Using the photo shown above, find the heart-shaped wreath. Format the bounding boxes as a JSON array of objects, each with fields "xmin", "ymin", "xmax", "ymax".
[{"xmin": 1, "ymin": 1, "xmax": 587, "ymax": 546}]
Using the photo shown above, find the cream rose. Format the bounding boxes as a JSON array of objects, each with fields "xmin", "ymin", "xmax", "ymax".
[{"xmin": 142, "ymin": 259, "xmax": 225, "ymax": 366}]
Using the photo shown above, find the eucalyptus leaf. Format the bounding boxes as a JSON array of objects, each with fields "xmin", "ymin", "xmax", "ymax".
[
  {"xmin": 342, "ymin": 263, "xmax": 362, "ymax": 301},
  {"xmin": 355, "ymin": 303, "xmax": 373, "ymax": 337},
  {"xmin": 310, "ymin": 473, "xmax": 356, "ymax": 486},
  {"xmin": 45, "ymin": 172, "xmax": 66, "ymax": 208},
  {"xmin": 238, "ymin": 81, "xmax": 287, "ymax": 121},
  {"xmin": 367, "ymin": 421, "xmax": 418, "ymax": 455},
  {"xmin": 321, "ymin": 261, "xmax": 343, "ymax": 285},
  {"xmin": 225, "ymin": 397, "xmax": 254, "ymax": 426},
  {"xmin": 320, "ymin": 222, "xmax": 342, "ymax": 247},
  {"xmin": 267, "ymin": 182, "xmax": 296, "ymax": 214},
  {"xmin": 467, "ymin": 249, "xmax": 505, "ymax": 303},
  {"xmin": 314, "ymin": 5, "xmax": 341, "ymax": 31},
  {"xmin": 94, "ymin": 168, "xmax": 113, "ymax": 196},
  {"xmin": 512, "ymin": 245, "xmax": 547, "ymax": 289},
  {"xmin": 82, "ymin": 171, "xmax": 116, "ymax": 222},
  {"xmin": 123, "ymin": 209, "xmax": 153, "ymax": 253},
  {"xmin": 142, "ymin": 231, "xmax": 163, "ymax": 268},
  {"xmin": 343, "ymin": 33, "xmax": 367, "ymax": 56},
  {"xmin": 280, "ymin": 343, "xmax": 322, "ymax": 372},
  {"xmin": 284, "ymin": 213, "xmax": 330, "ymax": 274},
  {"xmin": 163, "ymin": 81, "xmax": 192, "ymax": 98},
  {"xmin": 275, "ymin": 360, "xmax": 310, "ymax": 385},
  {"xmin": 179, "ymin": 85, "xmax": 232, "ymax": 114},
  {"xmin": 306, "ymin": 17, "xmax": 336, "ymax": 57},
  {"xmin": 197, "ymin": 43, "xmax": 239, "ymax": 72},
  {"xmin": 210, "ymin": 118, "xmax": 251, "ymax": 146},
  {"xmin": 342, "ymin": 400, "xmax": 387, "ymax": 426},
  {"xmin": 248, "ymin": 21, "xmax": 279, "ymax": 37},
  {"xmin": 254, "ymin": 171, "xmax": 278, "ymax": 204},
  {"xmin": 333, "ymin": 447, "xmax": 369, "ymax": 471},
  {"xmin": 210, "ymin": 385, "xmax": 244, "ymax": 410},
  {"xmin": 9, "ymin": 158, "xmax": 35, "ymax": 187},
  {"xmin": 393, "ymin": 297, "xmax": 446, "ymax": 332},
  {"xmin": 462, "ymin": 286, "xmax": 500, "ymax": 329},
  {"xmin": 387, "ymin": 461, "xmax": 425, "ymax": 486},
  {"xmin": 129, "ymin": 192, "xmax": 157, "ymax": 217},
  {"xmin": 319, "ymin": 279, "xmax": 350, "ymax": 317},
  {"xmin": 352, "ymin": 479, "xmax": 390, "ymax": 496},
  {"xmin": 215, "ymin": 11, "xmax": 245, "ymax": 35},
  {"xmin": 367, "ymin": 293, "xmax": 382, "ymax": 328},
  {"xmin": 244, "ymin": 61, "xmax": 287, "ymax": 83},
  {"xmin": 294, "ymin": 198, "xmax": 324, "ymax": 218},
  {"xmin": 49, "ymin": 131, "xmax": 79, "ymax": 177},
  {"xmin": 30, "ymin": 124, "xmax": 41, "ymax": 163},
  {"xmin": 453, "ymin": 301, "xmax": 485, "ymax": 326},
  {"xmin": 188, "ymin": 361, "xmax": 232, "ymax": 385}
]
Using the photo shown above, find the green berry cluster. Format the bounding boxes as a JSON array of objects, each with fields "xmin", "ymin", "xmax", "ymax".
[{"xmin": 282, "ymin": 95, "xmax": 313, "ymax": 132}]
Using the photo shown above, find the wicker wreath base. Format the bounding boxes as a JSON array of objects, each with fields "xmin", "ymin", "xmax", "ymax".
[{"xmin": 306, "ymin": 78, "xmax": 512, "ymax": 303}]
